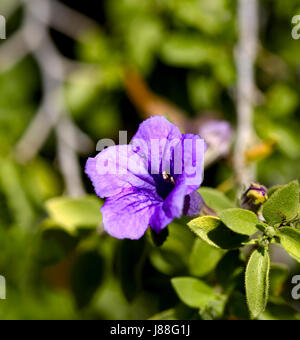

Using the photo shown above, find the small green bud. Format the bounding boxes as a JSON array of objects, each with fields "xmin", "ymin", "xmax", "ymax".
[
  {"xmin": 256, "ymin": 236, "xmax": 269, "ymax": 248},
  {"xmin": 264, "ymin": 226, "xmax": 276, "ymax": 238}
]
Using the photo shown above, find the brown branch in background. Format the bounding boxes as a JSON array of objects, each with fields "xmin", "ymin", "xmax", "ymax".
[
  {"xmin": 123, "ymin": 67, "xmax": 235, "ymax": 168},
  {"xmin": 234, "ymin": 0, "xmax": 259, "ymax": 186},
  {"xmin": 123, "ymin": 67, "xmax": 188, "ymax": 130}
]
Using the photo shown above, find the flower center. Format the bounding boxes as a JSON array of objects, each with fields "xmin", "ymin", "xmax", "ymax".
[
  {"xmin": 162, "ymin": 171, "xmax": 176, "ymax": 185},
  {"xmin": 153, "ymin": 171, "xmax": 176, "ymax": 200}
]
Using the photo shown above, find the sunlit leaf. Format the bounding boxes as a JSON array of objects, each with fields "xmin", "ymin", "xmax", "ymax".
[
  {"xmin": 245, "ymin": 248, "xmax": 270, "ymax": 319},
  {"xmin": 262, "ymin": 181, "xmax": 299, "ymax": 225},
  {"xmin": 219, "ymin": 208, "xmax": 259, "ymax": 236},
  {"xmin": 188, "ymin": 216, "xmax": 248, "ymax": 249},
  {"xmin": 278, "ymin": 227, "xmax": 300, "ymax": 263},
  {"xmin": 198, "ymin": 187, "xmax": 235, "ymax": 214},
  {"xmin": 45, "ymin": 196, "xmax": 103, "ymax": 234},
  {"xmin": 171, "ymin": 277, "xmax": 216, "ymax": 309}
]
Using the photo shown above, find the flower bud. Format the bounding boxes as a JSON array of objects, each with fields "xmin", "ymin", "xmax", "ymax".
[
  {"xmin": 241, "ymin": 183, "xmax": 268, "ymax": 213},
  {"xmin": 265, "ymin": 226, "xmax": 276, "ymax": 239}
]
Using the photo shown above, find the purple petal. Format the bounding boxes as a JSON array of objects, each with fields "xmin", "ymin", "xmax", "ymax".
[
  {"xmin": 158, "ymin": 134, "xmax": 205, "ymax": 220},
  {"xmin": 163, "ymin": 183, "xmax": 188, "ymax": 219},
  {"xmin": 85, "ymin": 145, "xmax": 156, "ymax": 199},
  {"xmin": 173, "ymin": 134, "xmax": 206, "ymax": 191},
  {"xmin": 131, "ymin": 116, "xmax": 182, "ymax": 173},
  {"xmin": 183, "ymin": 191, "xmax": 204, "ymax": 216},
  {"xmin": 149, "ymin": 204, "xmax": 173, "ymax": 233},
  {"xmin": 101, "ymin": 188, "xmax": 162, "ymax": 240}
]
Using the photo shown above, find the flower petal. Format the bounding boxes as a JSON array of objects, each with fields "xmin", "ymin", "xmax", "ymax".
[
  {"xmin": 101, "ymin": 188, "xmax": 162, "ymax": 240},
  {"xmin": 173, "ymin": 134, "xmax": 206, "ymax": 191},
  {"xmin": 160, "ymin": 134, "xmax": 205, "ymax": 219},
  {"xmin": 131, "ymin": 116, "xmax": 182, "ymax": 174},
  {"xmin": 85, "ymin": 145, "xmax": 156, "ymax": 199},
  {"xmin": 149, "ymin": 204, "xmax": 173, "ymax": 233},
  {"xmin": 183, "ymin": 191, "xmax": 204, "ymax": 216},
  {"xmin": 163, "ymin": 183, "xmax": 188, "ymax": 219}
]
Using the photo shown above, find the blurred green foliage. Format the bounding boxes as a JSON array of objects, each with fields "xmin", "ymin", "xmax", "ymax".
[{"xmin": 0, "ymin": 0, "xmax": 299, "ymax": 320}]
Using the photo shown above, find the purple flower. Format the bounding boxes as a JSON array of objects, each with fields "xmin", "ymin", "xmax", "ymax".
[{"xmin": 85, "ymin": 116, "xmax": 206, "ymax": 240}]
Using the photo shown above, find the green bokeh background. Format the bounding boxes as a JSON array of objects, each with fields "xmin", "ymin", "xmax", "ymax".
[{"xmin": 0, "ymin": 0, "xmax": 300, "ymax": 320}]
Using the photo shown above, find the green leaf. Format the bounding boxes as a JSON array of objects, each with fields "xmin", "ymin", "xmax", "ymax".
[
  {"xmin": 45, "ymin": 196, "xmax": 103, "ymax": 234},
  {"xmin": 189, "ymin": 239, "xmax": 225, "ymax": 277},
  {"xmin": 198, "ymin": 187, "xmax": 235, "ymax": 214},
  {"xmin": 269, "ymin": 264, "xmax": 289, "ymax": 297},
  {"xmin": 262, "ymin": 181, "xmax": 299, "ymax": 225},
  {"xmin": 245, "ymin": 248, "xmax": 270, "ymax": 319},
  {"xmin": 188, "ymin": 216, "xmax": 248, "ymax": 249},
  {"xmin": 219, "ymin": 208, "xmax": 259, "ymax": 236},
  {"xmin": 268, "ymin": 185, "xmax": 284, "ymax": 197},
  {"xmin": 171, "ymin": 277, "xmax": 216, "ymax": 309},
  {"xmin": 278, "ymin": 227, "xmax": 300, "ymax": 263}
]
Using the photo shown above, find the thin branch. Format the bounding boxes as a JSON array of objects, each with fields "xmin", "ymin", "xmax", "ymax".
[
  {"xmin": 50, "ymin": 0, "xmax": 99, "ymax": 39},
  {"xmin": 14, "ymin": 0, "xmax": 86, "ymax": 197},
  {"xmin": 56, "ymin": 118, "xmax": 86, "ymax": 198},
  {"xmin": 57, "ymin": 116, "xmax": 94, "ymax": 155},
  {"xmin": 0, "ymin": 30, "xmax": 29, "ymax": 72},
  {"xmin": 234, "ymin": 0, "xmax": 259, "ymax": 185}
]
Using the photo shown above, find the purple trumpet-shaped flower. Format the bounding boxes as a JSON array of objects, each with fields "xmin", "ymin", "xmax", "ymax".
[{"xmin": 85, "ymin": 116, "xmax": 206, "ymax": 240}]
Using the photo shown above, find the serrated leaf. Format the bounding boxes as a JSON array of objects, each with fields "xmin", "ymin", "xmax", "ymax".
[
  {"xmin": 171, "ymin": 277, "xmax": 216, "ymax": 309},
  {"xmin": 246, "ymin": 248, "xmax": 270, "ymax": 319},
  {"xmin": 189, "ymin": 239, "xmax": 225, "ymax": 277},
  {"xmin": 45, "ymin": 196, "xmax": 103, "ymax": 234},
  {"xmin": 219, "ymin": 208, "xmax": 259, "ymax": 236},
  {"xmin": 262, "ymin": 181, "xmax": 299, "ymax": 225},
  {"xmin": 198, "ymin": 187, "xmax": 235, "ymax": 214},
  {"xmin": 188, "ymin": 216, "xmax": 248, "ymax": 249},
  {"xmin": 278, "ymin": 227, "xmax": 300, "ymax": 263}
]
